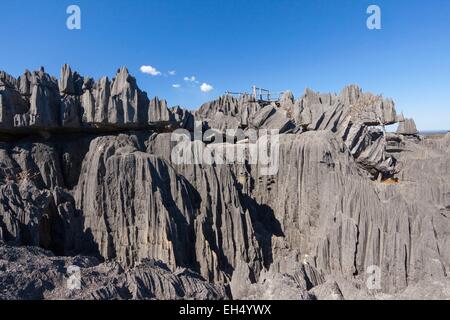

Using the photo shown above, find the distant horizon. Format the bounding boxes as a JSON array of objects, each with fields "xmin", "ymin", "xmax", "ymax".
[{"xmin": 419, "ymin": 130, "xmax": 450, "ymax": 134}]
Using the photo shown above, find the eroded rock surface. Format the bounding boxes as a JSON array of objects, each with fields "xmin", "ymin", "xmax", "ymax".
[
  {"xmin": 397, "ymin": 118, "xmax": 419, "ymax": 136},
  {"xmin": 0, "ymin": 243, "xmax": 227, "ymax": 300},
  {"xmin": 1, "ymin": 65, "xmax": 449, "ymax": 300},
  {"xmin": 0, "ymin": 65, "xmax": 191, "ymax": 133}
]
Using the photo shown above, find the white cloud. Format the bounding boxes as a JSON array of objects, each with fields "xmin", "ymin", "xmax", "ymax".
[
  {"xmin": 184, "ymin": 76, "xmax": 196, "ymax": 82},
  {"xmin": 140, "ymin": 65, "xmax": 161, "ymax": 76},
  {"xmin": 200, "ymin": 83, "xmax": 214, "ymax": 93},
  {"xmin": 168, "ymin": 70, "xmax": 176, "ymax": 76},
  {"xmin": 172, "ymin": 84, "xmax": 181, "ymax": 88}
]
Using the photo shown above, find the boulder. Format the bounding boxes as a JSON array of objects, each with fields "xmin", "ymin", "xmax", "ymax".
[{"xmin": 397, "ymin": 118, "xmax": 419, "ymax": 135}]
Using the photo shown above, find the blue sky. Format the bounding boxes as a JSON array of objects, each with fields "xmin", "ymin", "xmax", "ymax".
[{"xmin": 1, "ymin": 0, "xmax": 449, "ymax": 130}]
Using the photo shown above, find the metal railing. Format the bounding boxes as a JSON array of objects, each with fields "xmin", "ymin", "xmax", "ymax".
[{"xmin": 225, "ymin": 85, "xmax": 285, "ymax": 102}]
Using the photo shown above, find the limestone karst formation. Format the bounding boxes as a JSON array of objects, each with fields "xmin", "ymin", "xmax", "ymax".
[{"xmin": 0, "ymin": 65, "xmax": 449, "ymax": 300}]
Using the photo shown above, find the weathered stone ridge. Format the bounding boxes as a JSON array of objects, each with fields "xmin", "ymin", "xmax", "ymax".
[{"xmin": 0, "ymin": 65, "xmax": 186, "ymax": 133}]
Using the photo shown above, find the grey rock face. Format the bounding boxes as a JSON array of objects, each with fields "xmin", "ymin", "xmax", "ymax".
[
  {"xmin": 0, "ymin": 181, "xmax": 53, "ymax": 247},
  {"xmin": 251, "ymin": 104, "xmax": 294, "ymax": 133},
  {"xmin": 245, "ymin": 131, "xmax": 448, "ymax": 294},
  {"xmin": 231, "ymin": 265, "xmax": 313, "ymax": 300},
  {"xmin": 1, "ymin": 66, "xmax": 449, "ymax": 300},
  {"xmin": 397, "ymin": 118, "xmax": 419, "ymax": 135},
  {"xmin": 171, "ymin": 106, "xmax": 195, "ymax": 131},
  {"xmin": 294, "ymin": 86, "xmax": 398, "ymax": 178},
  {"xmin": 194, "ymin": 85, "xmax": 397, "ymax": 179},
  {"xmin": 309, "ymin": 281, "xmax": 344, "ymax": 300},
  {"xmin": 0, "ymin": 66, "xmax": 184, "ymax": 133},
  {"xmin": 195, "ymin": 95, "xmax": 251, "ymax": 130},
  {"xmin": 0, "ymin": 73, "xmax": 29, "ymax": 128},
  {"xmin": 195, "ymin": 94, "xmax": 296, "ymax": 134},
  {"xmin": 145, "ymin": 129, "xmax": 450, "ymax": 297},
  {"xmin": 75, "ymin": 134, "xmax": 196, "ymax": 268},
  {"xmin": 59, "ymin": 64, "xmax": 75, "ymax": 95},
  {"xmin": 146, "ymin": 133, "xmax": 264, "ymax": 283},
  {"xmin": 230, "ymin": 253, "xmax": 327, "ymax": 300},
  {"xmin": 0, "ymin": 141, "xmax": 82, "ymax": 256},
  {"xmin": 149, "ymin": 97, "xmax": 172, "ymax": 123},
  {"xmin": 279, "ymin": 90, "xmax": 295, "ymax": 108}
]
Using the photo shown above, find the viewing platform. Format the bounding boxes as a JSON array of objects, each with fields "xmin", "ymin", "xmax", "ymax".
[{"xmin": 225, "ymin": 85, "xmax": 285, "ymax": 103}]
